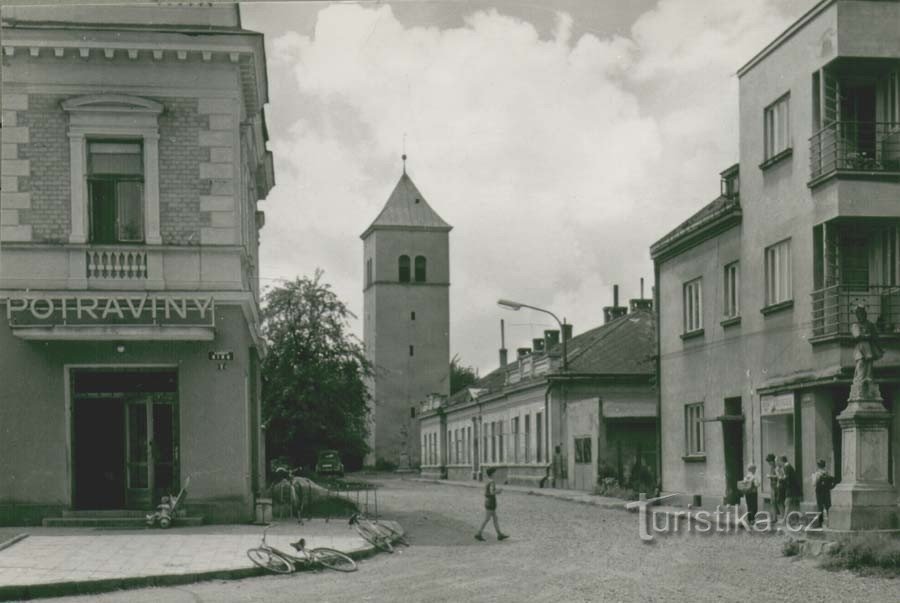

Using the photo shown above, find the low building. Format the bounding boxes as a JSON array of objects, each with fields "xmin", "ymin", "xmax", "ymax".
[
  {"xmin": 0, "ymin": 5, "xmax": 274, "ymax": 524},
  {"xmin": 418, "ymin": 289, "xmax": 657, "ymax": 493}
]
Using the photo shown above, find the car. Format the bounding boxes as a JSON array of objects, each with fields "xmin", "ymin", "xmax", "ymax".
[{"xmin": 315, "ymin": 449, "xmax": 344, "ymax": 477}]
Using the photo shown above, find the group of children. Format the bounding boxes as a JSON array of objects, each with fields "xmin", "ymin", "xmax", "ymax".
[{"xmin": 740, "ymin": 454, "xmax": 834, "ymax": 527}]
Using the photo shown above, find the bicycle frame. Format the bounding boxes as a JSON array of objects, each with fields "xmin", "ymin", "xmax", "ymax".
[{"xmin": 255, "ymin": 524, "xmax": 312, "ymax": 566}]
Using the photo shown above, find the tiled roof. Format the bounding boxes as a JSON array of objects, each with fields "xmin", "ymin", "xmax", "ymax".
[
  {"xmin": 361, "ymin": 172, "xmax": 451, "ymax": 238},
  {"xmin": 446, "ymin": 309, "xmax": 656, "ymax": 406},
  {"xmin": 650, "ymin": 194, "xmax": 740, "ymax": 259}
]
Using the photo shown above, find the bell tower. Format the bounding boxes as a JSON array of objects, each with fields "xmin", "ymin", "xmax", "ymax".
[{"xmin": 361, "ymin": 158, "xmax": 451, "ymax": 467}]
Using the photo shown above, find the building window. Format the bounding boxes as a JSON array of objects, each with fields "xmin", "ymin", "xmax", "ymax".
[
  {"xmin": 366, "ymin": 258, "xmax": 373, "ymax": 286},
  {"xmin": 467, "ymin": 426, "xmax": 472, "ymax": 464},
  {"xmin": 490, "ymin": 422, "xmax": 496, "ymax": 462},
  {"xmin": 410, "ymin": 311, "xmax": 416, "ymax": 320},
  {"xmin": 88, "ymin": 141, "xmax": 144, "ymax": 244},
  {"xmin": 409, "ymin": 345, "xmax": 414, "ymax": 357},
  {"xmin": 683, "ymin": 278, "xmax": 703, "ymax": 333},
  {"xmin": 512, "ymin": 417, "xmax": 520, "ymax": 463},
  {"xmin": 764, "ymin": 93, "xmax": 791, "ymax": 160},
  {"xmin": 399, "ymin": 255, "xmax": 411, "ymax": 282},
  {"xmin": 536, "ymin": 411, "xmax": 543, "ymax": 464},
  {"xmin": 498, "ymin": 421, "xmax": 504, "ymax": 463},
  {"xmin": 415, "ymin": 255, "xmax": 427, "ymax": 282},
  {"xmin": 685, "ymin": 403, "xmax": 705, "ymax": 457},
  {"xmin": 724, "ymin": 262, "xmax": 740, "ymax": 318},
  {"xmin": 574, "ymin": 437, "xmax": 591, "ymax": 464},
  {"xmin": 765, "ymin": 239, "xmax": 792, "ymax": 306},
  {"xmin": 524, "ymin": 414, "xmax": 531, "ymax": 463}
]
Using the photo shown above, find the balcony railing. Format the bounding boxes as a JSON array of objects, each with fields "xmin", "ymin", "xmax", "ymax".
[
  {"xmin": 809, "ymin": 121, "xmax": 900, "ymax": 182},
  {"xmin": 811, "ymin": 285, "xmax": 900, "ymax": 339},
  {"xmin": 86, "ymin": 248, "xmax": 148, "ymax": 279}
]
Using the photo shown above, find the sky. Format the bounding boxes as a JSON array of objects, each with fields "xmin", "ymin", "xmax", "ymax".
[{"xmin": 241, "ymin": 0, "xmax": 813, "ymax": 376}]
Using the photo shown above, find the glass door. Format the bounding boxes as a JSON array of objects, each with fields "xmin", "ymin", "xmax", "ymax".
[
  {"xmin": 125, "ymin": 398, "xmax": 151, "ymax": 509},
  {"xmin": 125, "ymin": 394, "xmax": 178, "ymax": 509}
]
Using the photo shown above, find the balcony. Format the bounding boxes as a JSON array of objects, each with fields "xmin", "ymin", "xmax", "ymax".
[
  {"xmin": 809, "ymin": 121, "xmax": 900, "ymax": 185},
  {"xmin": 86, "ymin": 247, "xmax": 148, "ymax": 280},
  {"xmin": 811, "ymin": 285, "xmax": 900, "ymax": 340}
]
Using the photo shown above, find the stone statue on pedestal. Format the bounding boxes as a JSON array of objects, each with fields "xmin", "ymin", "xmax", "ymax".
[{"xmin": 849, "ymin": 305, "xmax": 884, "ymax": 400}]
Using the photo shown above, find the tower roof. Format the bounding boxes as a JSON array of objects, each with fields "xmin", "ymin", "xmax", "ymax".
[{"xmin": 360, "ymin": 172, "xmax": 452, "ymax": 239}]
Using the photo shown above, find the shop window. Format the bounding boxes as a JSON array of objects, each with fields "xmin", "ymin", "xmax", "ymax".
[
  {"xmin": 88, "ymin": 141, "xmax": 144, "ymax": 244},
  {"xmin": 724, "ymin": 261, "xmax": 740, "ymax": 318},
  {"xmin": 399, "ymin": 255, "xmax": 411, "ymax": 282},
  {"xmin": 765, "ymin": 239, "xmax": 792, "ymax": 306},
  {"xmin": 685, "ymin": 403, "xmax": 705, "ymax": 457},
  {"xmin": 574, "ymin": 437, "xmax": 591, "ymax": 464},
  {"xmin": 415, "ymin": 255, "xmax": 427, "ymax": 282},
  {"xmin": 683, "ymin": 278, "xmax": 703, "ymax": 333}
]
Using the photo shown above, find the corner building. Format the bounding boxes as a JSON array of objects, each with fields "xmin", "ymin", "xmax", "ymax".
[
  {"xmin": 652, "ymin": 0, "xmax": 900, "ymax": 516},
  {"xmin": 361, "ymin": 169, "xmax": 451, "ymax": 466},
  {"xmin": 0, "ymin": 5, "xmax": 274, "ymax": 524}
]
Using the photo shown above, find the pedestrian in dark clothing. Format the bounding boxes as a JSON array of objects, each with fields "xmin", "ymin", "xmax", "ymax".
[
  {"xmin": 475, "ymin": 467, "xmax": 508, "ymax": 541},
  {"xmin": 811, "ymin": 459, "xmax": 835, "ymax": 528},
  {"xmin": 740, "ymin": 464, "xmax": 760, "ymax": 524},
  {"xmin": 781, "ymin": 455, "xmax": 801, "ymax": 517}
]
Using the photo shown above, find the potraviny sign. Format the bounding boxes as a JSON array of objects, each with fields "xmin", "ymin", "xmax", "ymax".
[{"xmin": 5, "ymin": 295, "xmax": 215, "ymax": 327}]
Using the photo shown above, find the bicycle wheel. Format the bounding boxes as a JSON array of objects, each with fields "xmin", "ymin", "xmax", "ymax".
[
  {"xmin": 247, "ymin": 548, "xmax": 294, "ymax": 574},
  {"xmin": 376, "ymin": 523, "xmax": 409, "ymax": 546},
  {"xmin": 310, "ymin": 547, "xmax": 358, "ymax": 572},
  {"xmin": 357, "ymin": 523, "xmax": 393, "ymax": 553}
]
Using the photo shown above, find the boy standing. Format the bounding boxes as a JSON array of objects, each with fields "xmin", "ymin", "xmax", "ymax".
[
  {"xmin": 811, "ymin": 459, "xmax": 835, "ymax": 528},
  {"xmin": 475, "ymin": 467, "xmax": 509, "ymax": 541}
]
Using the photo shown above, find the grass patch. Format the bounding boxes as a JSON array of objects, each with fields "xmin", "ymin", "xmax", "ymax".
[{"xmin": 819, "ymin": 534, "xmax": 900, "ymax": 578}]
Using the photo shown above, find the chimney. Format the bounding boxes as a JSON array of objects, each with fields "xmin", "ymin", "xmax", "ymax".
[
  {"xmin": 603, "ymin": 283, "xmax": 628, "ymax": 323},
  {"xmin": 499, "ymin": 319, "xmax": 508, "ymax": 367},
  {"xmin": 629, "ymin": 277, "xmax": 653, "ymax": 312},
  {"xmin": 562, "ymin": 324, "xmax": 573, "ymax": 342},
  {"xmin": 544, "ymin": 329, "xmax": 560, "ymax": 351},
  {"xmin": 532, "ymin": 338, "xmax": 546, "ymax": 353},
  {"xmin": 517, "ymin": 347, "xmax": 531, "ymax": 359}
]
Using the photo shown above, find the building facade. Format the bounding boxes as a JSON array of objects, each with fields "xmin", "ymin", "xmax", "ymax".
[
  {"xmin": 0, "ymin": 5, "xmax": 274, "ymax": 524},
  {"xmin": 361, "ymin": 168, "xmax": 451, "ymax": 466},
  {"xmin": 419, "ymin": 294, "xmax": 657, "ymax": 493},
  {"xmin": 652, "ymin": 0, "xmax": 900, "ymax": 515}
]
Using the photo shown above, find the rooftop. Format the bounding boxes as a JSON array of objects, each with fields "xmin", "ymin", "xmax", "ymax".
[
  {"xmin": 650, "ymin": 194, "xmax": 741, "ymax": 262},
  {"xmin": 361, "ymin": 172, "xmax": 452, "ymax": 239}
]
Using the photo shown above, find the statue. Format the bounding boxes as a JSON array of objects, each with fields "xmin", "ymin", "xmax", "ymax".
[{"xmin": 849, "ymin": 305, "xmax": 884, "ymax": 400}]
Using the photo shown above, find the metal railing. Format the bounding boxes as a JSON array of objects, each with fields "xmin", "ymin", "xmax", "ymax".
[
  {"xmin": 809, "ymin": 121, "xmax": 900, "ymax": 181},
  {"xmin": 811, "ymin": 284, "xmax": 900, "ymax": 338},
  {"xmin": 86, "ymin": 247, "xmax": 148, "ymax": 279}
]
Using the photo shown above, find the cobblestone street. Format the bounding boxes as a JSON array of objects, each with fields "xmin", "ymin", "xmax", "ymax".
[{"xmin": 42, "ymin": 476, "xmax": 898, "ymax": 603}]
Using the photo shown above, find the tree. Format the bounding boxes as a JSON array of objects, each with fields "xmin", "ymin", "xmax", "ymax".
[
  {"xmin": 261, "ymin": 270, "xmax": 372, "ymax": 473},
  {"xmin": 450, "ymin": 354, "xmax": 479, "ymax": 395}
]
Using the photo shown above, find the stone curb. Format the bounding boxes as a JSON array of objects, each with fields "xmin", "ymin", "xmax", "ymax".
[
  {"xmin": 0, "ymin": 533, "xmax": 28, "ymax": 553},
  {"xmin": 0, "ymin": 534, "xmax": 392, "ymax": 602}
]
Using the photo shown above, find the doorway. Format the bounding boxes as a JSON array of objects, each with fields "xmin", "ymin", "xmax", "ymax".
[
  {"xmin": 721, "ymin": 397, "xmax": 744, "ymax": 505},
  {"xmin": 71, "ymin": 369, "xmax": 178, "ymax": 510}
]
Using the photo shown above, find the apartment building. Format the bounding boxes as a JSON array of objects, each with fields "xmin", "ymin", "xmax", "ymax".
[
  {"xmin": 0, "ymin": 5, "xmax": 274, "ymax": 524},
  {"xmin": 651, "ymin": 0, "xmax": 900, "ymax": 520}
]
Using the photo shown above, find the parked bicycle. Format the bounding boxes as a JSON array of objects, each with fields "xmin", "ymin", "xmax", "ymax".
[
  {"xmin": 349, "ymin": 512, "xmax": 408, "ymax": 553},
  {"xmin": 271, "ymin": 465, "xmax": 306, "ymax": 524},
  {"xmin": 246, "ymin": 523, "xmax": 357, "ymax": 574}
]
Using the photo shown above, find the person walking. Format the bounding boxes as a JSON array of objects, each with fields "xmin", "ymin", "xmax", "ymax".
[
  {"xmin": 740, "ymin": 464, "xmax": 760, "ymax": 524},
  {"xmin": 765, "ymin": 453, "xmax": 784, "ymax": 522},
  {"xmin": 811, "ymin": 459, "xmax": 835, "ymax": 528},
  {"xmin": 781, "ymin": 455, "xmax": 801, "ymax": 520},
  {"xmin": 475, "ymin": 467, "xmax": 509, "ymax": 541}
]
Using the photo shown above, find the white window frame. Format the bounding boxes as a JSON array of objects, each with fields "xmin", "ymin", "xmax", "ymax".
[
  {"xmin": 765, "ymin": 239, "xmax": 793, "ymax": 306},
  {"xmin": 724, "ymin": 261, "xmax": 740, "ymax": 318},
  {"xmin": 683, "ymin": 278, "xmax": 703, "ymax": 333},
  {"xmin": 62, "ymin": 95, "xmax": 163, "ymax": 245},
  {"xmin": 685, "ymin": 403, "xmax": 706, "ymax": 457},
  {"xmin": 764, "ymin": 93, "xmax": 791, "ymax": 160}
]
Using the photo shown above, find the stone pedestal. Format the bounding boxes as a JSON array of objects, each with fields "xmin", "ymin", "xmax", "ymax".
[{"xmin": 828, "ymin": 380, "xmax": 898, "ymax": 530}]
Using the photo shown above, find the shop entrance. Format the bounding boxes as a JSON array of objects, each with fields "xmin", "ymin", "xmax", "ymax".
[{"xmin": 71, "ymin": 370, "xmax": 178, "ymax": 510}]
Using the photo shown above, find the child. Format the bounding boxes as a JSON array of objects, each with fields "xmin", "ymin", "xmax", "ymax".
[
  {"xmin": 475, "ymin": 467, "xmax": 509, "ymax": 541},
  {"xmin": 740, "ymin": 464, "xmax": 760, "ymax": 524},
  {"xmin": 811, "ymin": 459, "xmax": 835, "ymax": 528},
  {"xmin": 765, "ymin": 453, "xmax": 784, "ymax": 522}
]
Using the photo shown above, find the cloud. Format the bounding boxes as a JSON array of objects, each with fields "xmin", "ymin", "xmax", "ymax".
[{"xmin": 257, "ymin": 1, "xmax": 798, "ymax": 374}]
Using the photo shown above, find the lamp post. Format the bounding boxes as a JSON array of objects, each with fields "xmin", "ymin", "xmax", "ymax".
[{"xmin": 497, "ymin": 299, "xmax": 567, "ymax": 371}]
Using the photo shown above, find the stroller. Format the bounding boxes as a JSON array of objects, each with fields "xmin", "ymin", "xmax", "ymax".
[{"xmin": 146, "ymin": 476, "xmax": 191, "ymax": 529}]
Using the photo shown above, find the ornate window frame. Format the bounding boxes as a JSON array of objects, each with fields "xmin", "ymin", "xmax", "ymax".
[{"xmin": 61, "ymin": 95, "xmax": 163, "ymax": 245}]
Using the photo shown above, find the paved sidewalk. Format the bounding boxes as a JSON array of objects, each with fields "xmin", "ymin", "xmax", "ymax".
[{"xmin": 0, "ymin": 519, "xmax": 397, "ymax": 601}]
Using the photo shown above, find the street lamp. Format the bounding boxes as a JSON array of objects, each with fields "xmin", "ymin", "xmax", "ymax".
[{"xmin": 496, "ymin": 299, "xmax": 568, "ymax": 372}]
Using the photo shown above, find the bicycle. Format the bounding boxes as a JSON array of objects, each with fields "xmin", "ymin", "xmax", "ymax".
[
  {"xmin": 271, "ymin": 465, "xmax": 306, "ymax": 524},
  {"xmin": 246, "ymin": 523, "xmax": 357, "ymax": 574},
  {"xmin": 349, "ymin": 512, "xmax": 408, "ymax": 553}
]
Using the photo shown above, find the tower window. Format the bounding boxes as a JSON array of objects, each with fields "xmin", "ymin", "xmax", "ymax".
[
  {"xmin": 415, "ymin": 256, "xmax": 426, "ymax": 282},
  {"xmin": 399, "ymin": 255, "xmax": 411, "ymax": 282},
  {"xmin": 411, "ymin": 311, "xmax": 416, "ymax": 320},
  {"xmin": 409, "ymin": 345, "xmax": 414, "ymax": 356}
]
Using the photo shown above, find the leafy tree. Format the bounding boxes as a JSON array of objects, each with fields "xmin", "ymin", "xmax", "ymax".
[
  {"xmin": 450, "ymin": 354, "xmax": 479, "ymax": 395},
  {"xmin": 261, "ymin": 270, "xmax": 372, "ymax": 473}
]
